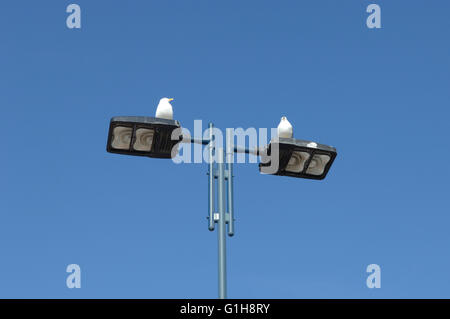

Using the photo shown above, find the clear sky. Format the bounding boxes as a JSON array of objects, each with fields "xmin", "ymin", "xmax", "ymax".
[{"xmin": 1, "ymin": 1, "xmax": 449, "ymax": 298}]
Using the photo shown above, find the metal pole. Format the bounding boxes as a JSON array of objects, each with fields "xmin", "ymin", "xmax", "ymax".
[
  {"xmin": 226, "ymin": 129, "xmax": 235, "ymax": 237},
  {"xmin": 208, "ymin": 123, "xmax": 215, "ymax": 231},
  {"xmin": 217, "ymin": 147, "xmax": 227, "ymax": 299}
]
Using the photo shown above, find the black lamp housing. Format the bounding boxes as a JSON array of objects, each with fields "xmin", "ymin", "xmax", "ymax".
[
  {"xmin": 106, "ymin": 116, "xmax": 182, "ymax": 159},
  {"xmin": 259, "ymin": 137, "xmax": 337, "ymax": 180}
]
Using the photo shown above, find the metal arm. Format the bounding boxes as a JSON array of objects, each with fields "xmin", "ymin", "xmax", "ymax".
[
  {"xmin": 182, "ymin": 132, "xmax": 260, "ymax": 155},
  {"xmin": 233, "ymin": 145, "xmax": 261, "ymax": 156},
  {"xmin": 181, "ymin": 135, "xmax": 211, "ymax": 146}
]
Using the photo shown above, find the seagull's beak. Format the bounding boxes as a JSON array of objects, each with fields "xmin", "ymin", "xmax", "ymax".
[{"xmin": 168, "ymin": 98, "xmax": 174, "ymax": 102}]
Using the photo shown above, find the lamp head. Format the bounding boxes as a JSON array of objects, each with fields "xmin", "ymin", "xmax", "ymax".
[
  {"xmin": 106, "ymin": 116, "xmax": 182, "ymax": 159},
  {"xmin": 259, "ymin": 137, "xmax": 337, "ymax": 180}
]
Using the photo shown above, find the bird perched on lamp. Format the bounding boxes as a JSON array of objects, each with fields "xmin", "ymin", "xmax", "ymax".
[
  {"xmin": 155, "ymin": 97, "xmax": 174, "ymax": 120},
  {"xmin": 277, "ymin": 116, "xmax": 293, "ymax": 138}
]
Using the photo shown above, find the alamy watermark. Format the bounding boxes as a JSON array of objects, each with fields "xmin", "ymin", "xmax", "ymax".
[
  {"xmin": 66, "ymin": 4, "xmax": 81, "ymax": 29},
  {"xmin": 66, "ymin": 264, "xmax": 81, "ymax": 289},
  {"xmin": 367, "ymin": 4, "xmax": 381, "ymax": 29},
  {"xmin": 366, "ymin": 264, "xmax": 381, "ymax": 288},
  {"xmin": 166, "ymin": 120, "xmax": 284, "ymax": 175}
]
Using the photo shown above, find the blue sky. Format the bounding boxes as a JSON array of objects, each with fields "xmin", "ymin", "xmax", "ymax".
[{"xmin": 0, "ymin": 1, "xmax": 449, "ymax": 298}]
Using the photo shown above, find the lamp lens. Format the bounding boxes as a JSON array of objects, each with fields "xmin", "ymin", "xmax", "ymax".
[
  {"xmin": 133, "ymin": 128, "xmax": 154, "ymax": 151},
  {"xmin": 285, "ymin": 151, "xmax": 310, "ymax": 173},
  {"xmin": 111, "ymin": 126, "xmax": 133, "ymax": 150},
  {"xmin": 306, "ymin": 154, "xmax": 331, "ymax": 176}
]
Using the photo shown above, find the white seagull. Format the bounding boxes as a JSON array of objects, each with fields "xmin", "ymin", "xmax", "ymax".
[
  {"xmin": 155, "ymin": 97, "xmax": 174, "ymax": 120},
  {"xmin": 277, "ymin": 116, "xmax": 293, "ymax": 138}
]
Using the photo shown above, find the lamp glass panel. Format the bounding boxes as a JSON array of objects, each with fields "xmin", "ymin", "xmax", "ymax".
[
  {"xmin": 285, "ymin": 151, "xmax": 310, "ymax": 173},
  {"xmin": 111, "ymin": 126, "xmax": 132, "ymax": 150},
  {"xmin": 306, "ymin": 154, "xmax": 331, "ymax": 176},
  {"xmin": 133, "ymin": 128, "xmax": 154, "ymax": 151}
]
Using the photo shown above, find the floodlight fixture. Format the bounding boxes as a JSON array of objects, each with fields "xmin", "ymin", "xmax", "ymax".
[
  {"xmin": 259, "ymin": 137, "xmax": 337, "ymax": 180},
  {"xmin": 106, "ymin": 116, "xmax": 182, "ymax": 159},
  {"xmin": 106, "ymin": 113, "xmax": 338, "ymax": 299}
]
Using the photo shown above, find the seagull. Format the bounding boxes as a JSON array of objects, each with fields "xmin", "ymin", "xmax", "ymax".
[
  {"xmin": 155, "ymin": 97, "xmax": 174, "ymax": 120},
  {"xmin": 277, "ymin": 116, "xmax": 293, "ymax": 138}
]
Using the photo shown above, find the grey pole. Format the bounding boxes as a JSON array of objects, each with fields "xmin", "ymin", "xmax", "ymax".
[
  {"xmin": 226, "ymin": 129, "xmax": 235, "ymax": 237},
  {"xmin": 208, "ymin": 123, "xmax": 215, "ymax": 231},
  {"xmin": 205, "ymin": 124, "xmax": 235, "ymax": 298},
  {"xmin": 217, "ymin": 147, "xmax": 227, "ymax": 299}
]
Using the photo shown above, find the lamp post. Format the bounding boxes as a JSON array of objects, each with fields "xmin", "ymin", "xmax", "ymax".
[{"xmin": 106, "ymin": 116, "xmax": 337, "ymax": 299}]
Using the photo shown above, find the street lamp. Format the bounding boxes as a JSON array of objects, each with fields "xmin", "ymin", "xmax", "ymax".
[
  {"xmin": 259, "ymin": 137, "xmax": 337, "ymax": 180},
  {"xmin": 106, "ymin": 113, "xmax": 337, "ymax": 299},
  {"xmin": 106, "ymin": 116, "xmax": 182, "ymax": 159}
]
